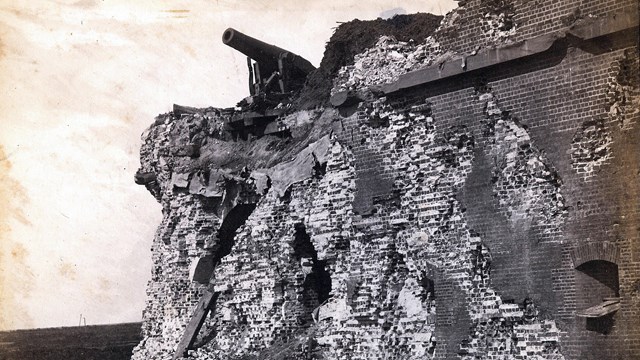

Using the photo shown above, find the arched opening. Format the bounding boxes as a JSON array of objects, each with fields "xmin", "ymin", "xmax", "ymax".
[
  {"xmin": 576, "ymin": 260, "xmax": 619, "ymax": 298},
  {"xmin": 575, "ymin": 259, "xmax": 620, "ymax": 334}
]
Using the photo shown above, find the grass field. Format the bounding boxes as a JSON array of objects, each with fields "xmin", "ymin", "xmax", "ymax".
[{"xmin": 0, "ymin": 322, "xmax": 142, "ymax": 360}]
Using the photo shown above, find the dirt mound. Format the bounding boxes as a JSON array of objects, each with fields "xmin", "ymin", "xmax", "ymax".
[{"xmin": 295, "ymin": 13, "xmax": 443, "ymax": 109}]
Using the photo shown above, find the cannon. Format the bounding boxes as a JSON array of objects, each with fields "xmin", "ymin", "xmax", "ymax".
[{"xmin": 222, "ymin": 28, "xmax": 315, "ymax": 95}]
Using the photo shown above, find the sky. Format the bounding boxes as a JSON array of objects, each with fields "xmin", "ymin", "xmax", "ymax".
[{"xmin": 0, "ymin": 0, "xmax": 456, "ymax": 330}]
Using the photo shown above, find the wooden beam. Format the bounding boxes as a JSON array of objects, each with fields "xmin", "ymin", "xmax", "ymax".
[
  {"xmin": 576, "ymin": 298, "xmax": 620, "ymax": 318},
  {"xmin": 173, "ymin": 104, "xmax": 201, "ymax": 117},
  {"xmin": 173, "ymin": 285, "xmax": 219, "ymax": 359}
]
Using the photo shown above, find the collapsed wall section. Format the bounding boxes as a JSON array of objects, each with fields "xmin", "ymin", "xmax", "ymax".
[{"xmin": 133, "ymin": 1, "xmax": 639, "ymax": 359}]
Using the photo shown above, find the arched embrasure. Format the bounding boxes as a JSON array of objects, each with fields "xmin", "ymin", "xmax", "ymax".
[{"xmin": 570, "ymin": 241, "xmax": 620, "ymax": 268}]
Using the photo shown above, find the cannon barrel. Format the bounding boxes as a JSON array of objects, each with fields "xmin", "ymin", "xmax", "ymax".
[{"xmin": 222, "ymin": 28, "xmax": 315, "ymax": 75}]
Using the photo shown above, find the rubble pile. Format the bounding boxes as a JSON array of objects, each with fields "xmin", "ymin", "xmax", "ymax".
[
  {"xmin": 330, "ymin": 0, "xmax": 522, "ymax": 95},
  {"xmin": 331, "ymin": 36, "xmax": 446, "ymax": 95},
  {"xmin": 296, "ymin": 13, "xmax": 442, "ymax": 109},
  {"xmin": 479, "ymin": 0, "xmax": 516, "ymax": 41}
]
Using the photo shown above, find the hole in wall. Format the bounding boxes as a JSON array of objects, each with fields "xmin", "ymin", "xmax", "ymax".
[
  {"xmin": 576, "ymin": 260, "xmax": 620, "ymax": 298},
  {"xmin": 418, "ymin": 272, "xmax": 435, "ymax": 302},
  {"xmin": 576, "ymin": 260, "xmax": 620, "ymax": 334},
  {"xmin": 212, "ymin": 203, "xmax": 257, "ymax": 266},
  {"xmin": 292, "ymin": 223, "xmax": 332, "ymax": 308}
]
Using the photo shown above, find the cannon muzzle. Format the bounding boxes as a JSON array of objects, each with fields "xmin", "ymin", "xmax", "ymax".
[{"xmin": 222, "ymin": 28, "xmax": 315, "ymax": 76}]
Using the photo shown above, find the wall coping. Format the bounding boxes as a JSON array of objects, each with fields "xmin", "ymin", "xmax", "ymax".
[{"xmin": 330, "ymin": 8, "xmax": 639, "ymax": 106}]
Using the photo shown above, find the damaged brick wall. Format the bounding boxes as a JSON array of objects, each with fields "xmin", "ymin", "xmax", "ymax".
[
  {"xmin": 332, "ymin": 0, "xmax": 638, "ymax": 96},
  {"xmin": 570, "ymin": 119, "xmax": 612, "ymax": 179},
  {"xmin": 478, "ymin": 90, "xmax": 566, "ymax": 236},
  {"xmin": 395, "ymin": 43, "xmax": 638, "ymax": 360},
  {"xmin": 133, "ymin": 1, "xmax": 639, "ymax": 359},
  {"xmin": 330, "ymin": 90, "xmax": 566, "ymax": 358},
  {"xmin": 438, "ymin": 0, "xmax": 638, "ymax": 54}
]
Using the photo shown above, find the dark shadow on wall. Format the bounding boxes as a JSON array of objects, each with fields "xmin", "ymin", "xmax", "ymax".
[
  {"xmin": 293, "ymin": 223, "xmax": 332, "ymax": 307},
  {"xmin": 576, "ymin": 260, "xmax": 619, "ymax": 297},
  {"xmin": 460, "ymin": 143, "xmax": 561, "ymax": 314},
  {"xmin": 433, "ymin": 271, "xmax": 471, "ymax": 360},
  {"xmin": 576, "ymin": 260, "xmax": 620, "ymax": 335},
  {"xmin": 586, "ymin": 313, "xmax": 615, "ymax": 334},
  {"xmin": 213, "ymin": 203, "xmax": 257, "ymax": 266}
]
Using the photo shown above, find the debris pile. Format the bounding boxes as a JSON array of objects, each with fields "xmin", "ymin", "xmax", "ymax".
[
  {"xmin": 331, "ymin": 36, "xmax": 445, "ymax": 95},
  {"xmin": 296, "ymin": 13, "xmax": 442, "ymax": 109},
  {"xmin": 328, "ymin": 0, "xmax": 527, "ymax": 96},
  {"xmin": 479, "ymin": 0, "xmax": 516, "ymax": 41}
]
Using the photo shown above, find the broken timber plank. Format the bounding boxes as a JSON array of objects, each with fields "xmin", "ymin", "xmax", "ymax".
[
  {"xmin": 576, "ymin": 298, "xmax": 621, "ymax": 318},
  {"xmin": 173, "ymin": 285, "xmax": 220, "ymax": 360},
  {"xmin": 173, "ymin": 104, "xmax": 201, "ymax": 117}
]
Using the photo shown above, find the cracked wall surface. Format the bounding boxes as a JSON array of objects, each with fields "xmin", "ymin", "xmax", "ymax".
[
  {"xmin": 132, "ymin": 1, "xmax": 639, "ymax": 359},
  {"xmin": 478, "ymin": 90, "xmax": 566, "ymax": 236}
]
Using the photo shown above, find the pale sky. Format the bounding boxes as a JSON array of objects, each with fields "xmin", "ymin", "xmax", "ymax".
[{"xmin": 0, "ymin": 0, "xmax": 456, "ymax": 330}]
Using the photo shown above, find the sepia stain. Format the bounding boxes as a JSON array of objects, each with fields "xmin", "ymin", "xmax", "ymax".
[
  {"xmin": 7, "ymin": 8, "xmax": 23, "ymax": 18},
  {"xmin": 98, "ymin": 276, "xmax": 112, "ymax": 292},
  {"xmin": 72, "ymin": 0, "xmax": 98, "ymax": 9},
  {"xmin": 82, "ymin": 276, "xmax": 113, "ymax": 301},
  {"xmin": 122, "ymin": 113, "xmax": 135, "ymax": 125},
  {"xmin": 0, "ymin": 244, "xmax": 34, "ymax": 330},
  {"xmin": 162, "ymin": 9, "xmax": 190, "ymax": 19},
  {"xmin": 183, "ymin": 45, "xmax": 196, "ymax": 58},
  {"xmin": 0, "ymin": 144, "xmax": 34, "ymax": 330},
  {"xmin": 58, "ymin": 262, "xmax": 78, "ymax": 281},
  {"xmin": 10, "ymin": 244, "xmax": 27, "ymax": 262}
]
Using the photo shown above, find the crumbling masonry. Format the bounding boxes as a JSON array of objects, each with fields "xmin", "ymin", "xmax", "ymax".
[{"xmin": 133, "ymin": 1, "xmax": 640, "ymax": 359}]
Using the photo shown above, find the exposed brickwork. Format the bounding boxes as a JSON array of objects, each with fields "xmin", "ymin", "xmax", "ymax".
[
  {"xmin": 479, "ymin": 0, "xmax": 517, "ymax": 42},
  {"xmin": 133, "ymin": 1, "xmax": 639, "ymax": 359},
  {"xmin": 478, "ymin": 90, "xmax": 567, "ymax": 238},
  {"xmin": 606, "ymin": 48, "xmax": 640, "ymax": 130},
  {"xmin": 570, "ymin": 118, "xmax": 612, "ymax": 180},
  {"xmin": 332, "ymin": 14, "xmax": 639, "ymax": 359},
  {"xmin": 133, "ymin": 113, "xmax": 225, "ymax": 360},
  {"xmin": 570, "ymin": 241, "xmax": 620, "ymax": 268},
  {"xmin": 437, "ymin": 0, "xmax": 638, "ymax": 55}
]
